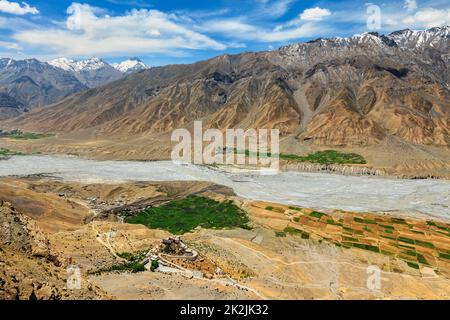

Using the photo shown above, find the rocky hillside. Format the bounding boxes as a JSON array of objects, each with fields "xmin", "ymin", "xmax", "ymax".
[
  {"xmin": 3, "ymin": 26, "xmax": 450, "ymax": 148},
  {"xmin": 0, "ymin": 92, "xmax": 24, "ymax": 119},
  {"xmin": 0, "ymin": 58, "xmax": 87, "ymax": 119},
  {"xmin": 0, "ymin": 200, "xmax": 107, "ymax": 299}
]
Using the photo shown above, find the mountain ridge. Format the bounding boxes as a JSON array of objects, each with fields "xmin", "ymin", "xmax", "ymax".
[
  {"xmin": 48, "ymin": 56, "xmax": 122, "ymax": 88},
  {"xmin": 0, "ymin": 56, "xmax": 149, "ymax": 119},
  {"xmin": 0, "ymin": 58, "xmax": 87, "ymax": 120},
  {"xmin": 2, "ymin": 26, "xmax": 450, "ymax": 148},
  {"xmin": 49, "ymin": 56, "xmax": 149, "ymax": 75}
]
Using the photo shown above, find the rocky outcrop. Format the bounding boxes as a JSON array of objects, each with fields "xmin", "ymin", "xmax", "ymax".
[
  {"xmin": 0, "ymin": 200, "xmax": 54, "ymax": 258},
  {"xmin": 0, "ymin": 200, "xmax": 107, "ymax": 300}
]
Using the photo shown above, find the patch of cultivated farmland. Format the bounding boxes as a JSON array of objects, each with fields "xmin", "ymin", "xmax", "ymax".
[
  {"xmin": 238, "ymin": 149, "xmax": 367, "ymax": 164},
  {"xmin": 1, "ymin": 132, "xmax": 54, "ymax": 140},
  {"xmin": 0, "ymin": 148, "xmax": 25, "ymax": 158},
  {"xmin": 125, "ymin": 196, "xmax": 251, "ymax": 234}
]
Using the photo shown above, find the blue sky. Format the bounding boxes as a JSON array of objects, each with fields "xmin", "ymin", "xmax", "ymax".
[{"xmin": 0, "ymin": 0, "xmax": 449, "ymax": 66}]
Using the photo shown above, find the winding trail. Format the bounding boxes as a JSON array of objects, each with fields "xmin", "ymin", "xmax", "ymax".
[{"xmin": 91, "ymin": 223, "xmax": 127, "ymax": 262}]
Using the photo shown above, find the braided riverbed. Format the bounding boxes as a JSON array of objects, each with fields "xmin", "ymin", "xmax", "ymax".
[{"xmin": 1, "ymin": 155, "xmax": 449, "ymax": 220}]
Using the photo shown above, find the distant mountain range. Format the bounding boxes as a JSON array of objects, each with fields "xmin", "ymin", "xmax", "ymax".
[
  {"xmin": 48, "ymin": 57, "xmax": 149, "ymax": 87},
  {"xmin": 1, "ymin": 26, "xmax": 449, "ymax": 150},
  {"xmin": 0, "ymin": 57, "xmax": 149, "ymax": 119}
]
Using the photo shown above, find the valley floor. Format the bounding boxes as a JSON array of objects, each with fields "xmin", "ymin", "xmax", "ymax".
[
  {"xmin": 0, "ymin": 177, "xmax": 449, "ymax": 300},
  {"xmin": 1, "ymin": 132, "xmax": 450, "ymax": 179}
]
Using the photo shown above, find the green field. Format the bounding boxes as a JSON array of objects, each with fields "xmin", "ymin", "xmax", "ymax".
[
  {"xmin": 309, "ymin": 211, "xmax": 327, "ymax": 219},
  {"xmin": 279, "ymin": 150, "xmax": 367, "ymax": 164},
  {"xmin": 125, "ymin": 195, "xmax": 251, "ymax": 234},
  {"xmin": 92, "ymin": 251, "xmax": 147, "ymax": 274},
  {"xmin": 0, "ymin": 148, "xmax": 25, "ymax": 158},
  {"xmin": 283, "ymin": 226, "xmax": 310, "ymax": 239},
  {"xmin": 237, "ymin": 149, "xmax": 366, "ymax": 165},
  {"xmin": 2, "ymin": 132, "xmax": 54, "ymax": 140}
]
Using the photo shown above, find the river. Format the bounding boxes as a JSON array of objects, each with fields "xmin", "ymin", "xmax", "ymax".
[{"xmin": 1, "ymin": 155, "xmax": 449, "ymax": 220}]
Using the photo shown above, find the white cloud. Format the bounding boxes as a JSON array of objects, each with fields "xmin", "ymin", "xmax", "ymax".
[
  {"xmin": 256, "ymin": 0, "xmax": 294, "ymax": 18},
  {"xmin": 300, "ymin": 7, "xmax": 331, "ymax": 21},
  {"xmin": 13, "ymin": 3, "xmax": 226, "ymax": 57},
  {"xmin": 403, "ymin": 8, "xmax": 450, "ymax": 28},
  {"xmin": 261, "ymin": 6, "xmax": 332, "ymax": 37},
  {"xmin": 200, "ymin": 19, "xmax": 258, "ymax": 35},
  {"xmin": 199, "ymin": 17, "xmax": 327, "ymax": 43},
  {"xmin": 0, "ymin": 15, "xmax": 38, "ymax": 29},
  {"xmin": 0, "ymin": 40, "xmax": 20, "ymax": 50},
  {"xmin": 0, "ymin": 0, "xmax": 38, "ymax": 15},
  {"xmin": 404, "ymin": 0, "xmax": 418, "ymax": 11},
  {"xmin": 5, "ymin": 0, "xmax": 448, "ymax": 62},
  {"xmin": 310, "ymin": 2, "xmax": 449, "ymax": 32},
  {"xmin": 258, "ymin": 23, "xmax": 326, "ymax": 42}
]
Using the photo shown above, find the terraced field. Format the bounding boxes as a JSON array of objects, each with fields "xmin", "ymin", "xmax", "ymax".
[{"xmin": 250, "ymin": 202, "xmax": 450, "ymax": 276}]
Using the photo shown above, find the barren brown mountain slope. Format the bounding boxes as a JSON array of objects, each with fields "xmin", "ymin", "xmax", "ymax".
[
  {"xmin": 0, "ymin": 200, "xmax": 108, "ymax": 299},
  {"xmin": 1, "ymin": 27, "xmax": 449, "ymax": 176}
]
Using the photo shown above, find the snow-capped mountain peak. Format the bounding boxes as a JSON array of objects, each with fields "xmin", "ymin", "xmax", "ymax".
[
  {"xmin": 49, "ymin": 56, "xmax": 148, "ymax": 74},
  {"xmin": 0, "ymin": 58, "xmax": 15, "ymax": 68},
  {"xmin": 47, "ymin": 56, "xmax": 147, "ymax": 88},
  {"xmin": 47, "ymin": 57, "xmax": 76, "ymax": 71},
  {"xmin": 279, "ymin": 26, "xmax": 449, "ymax": 59},
  {"xmin": 47, "ymin": 57, "xmax": 122, "ymax": 88},
  {"xmin": 74, "ymin": 57, "xmax": 108, "ymax": 71},
  {"xmin": 388, "ymin": 25, "xmax": 450, "ymax": 50},
  {"xmin": 48, "ymin": 57, "xmax": 108, "ymax": 72},
  {"xmin": 112, "ymin": 58, "xmax": 149, "ymax": 73}
]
